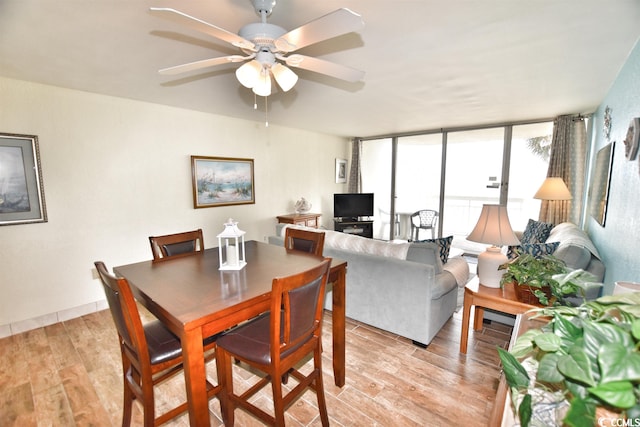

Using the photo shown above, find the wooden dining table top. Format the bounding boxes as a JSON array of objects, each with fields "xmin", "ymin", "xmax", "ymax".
[{"xmin": 114, "ymin": 240, "xmax": 345, "ymax": 336}]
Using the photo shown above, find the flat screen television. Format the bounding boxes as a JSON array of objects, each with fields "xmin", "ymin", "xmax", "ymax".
[{"xmin": 333, "ymin": 193, "xmax": 374, "ymax": 220}]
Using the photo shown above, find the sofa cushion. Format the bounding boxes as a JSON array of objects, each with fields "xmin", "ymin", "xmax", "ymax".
[
  {"xmin": 416, "ymin": 235, "xmax": 453, "ymax": 263},
  {"xmin": 507, "ymin": 242, "xmax": 560, "ymax": 260},
  {"xmin": 553, "ymin": 244, "xmax": 591, "ymax": 270},
  {"xmin": 406, "ymin": 242, "xmax": 443, "ymax": 275},
  {"xmin": 521, "ymin": 219, "xmax": 554, "ymax": 243}
]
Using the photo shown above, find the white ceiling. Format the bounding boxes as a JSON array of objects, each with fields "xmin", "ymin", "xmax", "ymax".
[{"xmin": 2, "ymin": 0, "xmax": 639, "ymax": 138}]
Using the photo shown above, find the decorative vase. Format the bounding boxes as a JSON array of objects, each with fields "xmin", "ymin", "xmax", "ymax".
[{"xmin": 294, "ymin": 197, "xmax": 311, "ymax": 214}]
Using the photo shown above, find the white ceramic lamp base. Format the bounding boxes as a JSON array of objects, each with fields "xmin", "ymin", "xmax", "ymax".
[{"xmin": 477, "ymin": 246, "xmax": 507, "ymax": 288}]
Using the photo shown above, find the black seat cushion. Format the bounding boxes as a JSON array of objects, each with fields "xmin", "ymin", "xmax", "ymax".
[
  {"xmin": 217, "ymin": 312, "xmax": 309, "ymax": 365},
  {"xmin": 144, "ymin": 320, "xmax": 183, "ymax": 365}
]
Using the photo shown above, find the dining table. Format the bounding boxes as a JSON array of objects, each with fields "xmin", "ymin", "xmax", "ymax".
[{"xmin": 114, "ymin": 240, "xmax": 347, "ymax": 427}]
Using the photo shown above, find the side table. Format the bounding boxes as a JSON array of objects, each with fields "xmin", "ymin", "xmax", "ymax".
[
  {"xmin": 276, "ymin": 213, "xmax": 321, "ymax": 228},
  {"xmin": 459, "ymin": 276, "xmax": 536, "ymax": 354}
]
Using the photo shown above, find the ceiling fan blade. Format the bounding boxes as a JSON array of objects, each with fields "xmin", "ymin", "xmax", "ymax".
[
  {"xmin": 284, "ymin": 55, "xmax": 365, "ymax": 82},
  {"xmin": 159, "ymin": 55, "xmax": 251, "ymax": 75},
  {"xmin": 150, "ymin": 7, "xmax": 255, "ymax": 51},
  {"xmin": 274, "ymin": 8, "xmax": 364, "ymax": 53}
]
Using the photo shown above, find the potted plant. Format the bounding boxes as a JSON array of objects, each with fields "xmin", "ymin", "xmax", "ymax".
[
  {"xmin": 497, "ymin": 292, "xmax": 640, "ymax": 427},
  {"xmin": 499, "ymin": 253, "xmax": 578, "ymax": 306}
]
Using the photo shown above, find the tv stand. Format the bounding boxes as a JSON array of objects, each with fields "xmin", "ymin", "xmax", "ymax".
[{"xmin": 334, "ymin": 218, "xmax": 373, "ymax": 238}]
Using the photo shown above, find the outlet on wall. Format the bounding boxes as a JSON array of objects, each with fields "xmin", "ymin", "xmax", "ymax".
[{"xmin": 91, "ymin": 268, "xmax": 99, "ymax": 280}]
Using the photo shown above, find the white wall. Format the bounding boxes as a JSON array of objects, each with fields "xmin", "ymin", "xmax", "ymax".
[{"xmin": 0, "ymin": 77, "xmax": 348, "ymax": 330}]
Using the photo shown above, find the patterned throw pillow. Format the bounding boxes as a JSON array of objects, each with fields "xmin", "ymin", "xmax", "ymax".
[
  {"xmin": 417, "ymin": 235, "xmax": 453, "ymax": 264},
  {"xmin": 507, "ymin": 242, "xmax": 560, "ymax": 260},
  {"xmin": 521, "ymin": 219, "xmax": 554, "ymax": 244}
]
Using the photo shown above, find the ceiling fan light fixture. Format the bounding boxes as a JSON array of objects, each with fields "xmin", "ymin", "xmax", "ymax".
[
  {"xmin": 236, "ymin": 60, "xmax": 262, "ymax": 88},
  {"xmin": 271, "ymin": 63, "xmax": 298, "ymax": 92},
  {"xmin": 252, "ymin": 68, "xmax": 272, "ymax": 96}
]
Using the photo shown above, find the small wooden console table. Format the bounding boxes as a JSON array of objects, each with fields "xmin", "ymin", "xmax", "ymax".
[
  {"xmin": 460, "ymin": 276, "xmax": 536, "ymax": 354},
  {"xmin": 276, "ymin": 213, "xmax": 321, "ymax": 228}
]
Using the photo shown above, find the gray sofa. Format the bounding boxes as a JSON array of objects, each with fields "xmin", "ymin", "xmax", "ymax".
[{"xmin": 269, "ymin": 223, "xmax": 470, "ymax": 347}]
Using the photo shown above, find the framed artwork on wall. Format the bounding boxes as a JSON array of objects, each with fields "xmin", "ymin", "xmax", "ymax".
[
  {"xmin": 587, "ymin": 141, "xmax": 614, "ymax": 227},
  {"xmin": 335, "ymin": 158, "xmax": 347, "ymax": 183},
  {"xmin": 0, "ymin": 133, "xmax": 47, "ymax": 226},
  {"xmin": 191, "ymin": 156, "xmax": 255, "ymax": 208}
]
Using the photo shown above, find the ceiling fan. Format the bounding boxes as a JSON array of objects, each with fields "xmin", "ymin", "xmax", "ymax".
[{"xmin": 150, "ymin": 0, "xmax": 365, "ymax": 97}]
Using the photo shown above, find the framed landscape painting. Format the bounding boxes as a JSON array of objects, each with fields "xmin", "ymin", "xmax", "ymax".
[
  {"xmin": 0, "ymin": 133, "xmax": 47, "ymax": 226},
  {"xmin": 191, "ymin": 156, "xmax": 255, "ymax": 208}
]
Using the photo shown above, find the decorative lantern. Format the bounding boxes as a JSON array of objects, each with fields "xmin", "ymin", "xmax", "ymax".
[{"xmin": 217, "ymin": 218, "xmax": 246, "ymax": 270}]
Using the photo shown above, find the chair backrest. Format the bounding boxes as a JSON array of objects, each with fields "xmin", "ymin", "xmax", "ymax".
[
  {"xmin": 149, "ymin": 229, "xmax": 204, "ymax": 261},
  {"xmin": 411, "ymin": 210, "xmax": 438, "ymax": 228},
  {"xmin": 270, "ymin": 259, "xmax": 332, "ymax": 362},
  {"xmin": 94, "ymin": 261, "xmax": 151, "ymax": 368},
  {"xmin": 284, "ymin": 228, "xmax": 325, "ymax": 257}
]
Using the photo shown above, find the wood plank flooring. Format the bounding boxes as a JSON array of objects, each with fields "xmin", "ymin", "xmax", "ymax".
[{"xmin": 0, "ymin": 304, "xmax": 512, "ymax": 426}]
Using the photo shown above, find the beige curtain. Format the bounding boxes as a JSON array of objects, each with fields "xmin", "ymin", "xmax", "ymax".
[
  {"xmin": 347, "ymin": 138, "xmax": 362, "ymax": 193},
  {"xmin": 539, "ymin": 115, "xmax": 587, "ymax": 225}
]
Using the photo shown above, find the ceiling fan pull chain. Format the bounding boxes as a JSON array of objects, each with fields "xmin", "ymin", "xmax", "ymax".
[
  {"xmin": 265, "ymin": 96, "xmax": 269, "ymax": 127},
  {"xmin": 253, "ymin": 92, "xmax": 257, "ymax": 110}
]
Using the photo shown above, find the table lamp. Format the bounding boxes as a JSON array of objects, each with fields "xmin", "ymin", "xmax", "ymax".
[
  {"xmin": 467, "ymin": 204, "xmax": 520, "ymax": 288},
  {"xmin": 533, "ymin": 177, "xmax": 572, "ymax": 200}
]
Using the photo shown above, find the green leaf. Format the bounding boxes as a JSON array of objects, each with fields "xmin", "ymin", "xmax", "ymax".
[
  {"xmin": 518, "ymin": 393, "xmax": 532, "ymax": 427},
  {"xmin": 553, "ymin": 311, "xmax": 582, "ymax": 340},
  {"xmin": 497, "ymin": 347, "xmax": 529, "ymax": 389},
  {"xmin": 533, "ymin": 332, "xmax": 562, "ymax": 352},
  {"xmin": 534, "ymin": 352, "xmax": 563, "ymax": 383},
  {"xmin": 558, "ymin": 348, "xmax": 595, "ymax": 386},
  {"xmin": 632, "ymin": 319, "xmax": 640, "ymax": 340},
  {"xmin": 588, "ymin": 381, "xmax": 636, "ymax": 409},
  {"xmin": 510, "ymin": 329, "xmax": 541, "ymax": 358},
  {"xmin": 536, "ymin": 353, "xmax": 564, "ymax": 383},
  {"xmin": 563, "ymin": 396, "xmax": 596, "ymax": 427},
  {"xmin": 598, "ymin": 343, "xmax": 640, "ymax": 382}
]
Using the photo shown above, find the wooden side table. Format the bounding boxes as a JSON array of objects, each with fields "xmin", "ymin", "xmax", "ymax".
[
  {"xmin": 460, "ymin": 276, "xmax": 536, "ymax": 354},
  {"xmin": 276, "ymin": 213, "xmax": 321, "ymax": 228}
]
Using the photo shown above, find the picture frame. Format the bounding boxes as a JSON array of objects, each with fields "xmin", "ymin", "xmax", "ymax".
[
  {"xmin": 335, "ymin": 158, "xmax": 347, "ymax": 184},
  {"xmin": 0, "ymin": 133, "xmax": 47, "ymax": 226},
  {"xmin": 191, "ymin": 156, "xmax": 255, "ymax": 208},
  {"xmin": 587, "ymin": 141, "xmax": 614, "ymax": 227}
]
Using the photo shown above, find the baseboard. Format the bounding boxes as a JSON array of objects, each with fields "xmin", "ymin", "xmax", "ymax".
[{"xmin": 0, "ymin": 299, "xmax": 109, "ymax": 339}]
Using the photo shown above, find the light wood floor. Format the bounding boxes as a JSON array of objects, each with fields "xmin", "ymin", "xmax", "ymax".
[{"xmin": 0, "ymin": 304, "xmax": 512, "ymax": 426}]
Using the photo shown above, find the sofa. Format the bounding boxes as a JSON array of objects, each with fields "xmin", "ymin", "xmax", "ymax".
[
  {"xmin": 269, "ymin": 223, "xmax": 470, "ymax": 347},
  {"xmin": 486, "ymin": 220, "xmax": 606, "ymax": 324}
]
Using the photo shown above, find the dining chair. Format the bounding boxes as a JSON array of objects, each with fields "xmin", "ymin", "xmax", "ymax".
[
  {"xmin": 94, "ymin": 261, "xmax": 219, "ymax": 426},
  {"xmin": 284, "ymin": 227, "xmax": 325, "ymax": 256},
  {"xmin": 149, "ymin": 229, "xmax": 204, "ymax": 262},
  {"xmin": 215, "ymin": 258, "xmax": 333, "ymax": 426},
  {"xmin": 410, "ymin": 209, "xmax": 439, "ymax": 241}
]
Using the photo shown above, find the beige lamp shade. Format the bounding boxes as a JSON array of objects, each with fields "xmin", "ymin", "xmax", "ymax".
[
  {"xmin": 533, "ymin": 177, "xmax": 572, "ymax": 200},
  {"xmin": 467, "ymin": 204, "xmax": 520, "ymax": 287},
  {"xmin": 467, "ymin": 204, "xmax": 520, "ymax": 247}
]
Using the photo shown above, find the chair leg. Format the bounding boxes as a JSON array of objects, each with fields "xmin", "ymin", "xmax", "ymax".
[
  {"xmin": 314, "ymin": 348, "xmax": 330, "ymax": 427},
  {"xmin": 216, "ymin": 348, "xmax": 235, "ymax": 427},
  {"xmin": 271, "ymin": 372, "xmax": 286, "ymax": 426},
  {"xmin": 122, "ymin": 380, "xmax": 134, "ymax": 427}
]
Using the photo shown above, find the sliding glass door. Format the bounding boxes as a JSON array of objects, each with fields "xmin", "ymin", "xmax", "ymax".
[{"xmin": 360, "ymin": 120, "xmax": 553, "ymax": 248}]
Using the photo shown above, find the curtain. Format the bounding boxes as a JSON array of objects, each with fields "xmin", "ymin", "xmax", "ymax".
[
  {"xmin": 539, "ymin": 115, "xmax": 587, "ymax": 225},
  {"xmin": 347, "ymin": 138, "xmax": 361, "ymax": 193}
]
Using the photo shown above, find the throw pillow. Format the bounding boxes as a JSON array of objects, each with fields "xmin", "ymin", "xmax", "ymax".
[
  {"xmin": 507, "ymin": 242, "xmax": 560, "ymax": 260},
  {"xmin": 416, "ymin": 235, "xmax": 453, "ymax": 264},
  {"xmin": 521, "ymin": 218, "xmax": 554, "ymax": 244},
  {"xmin": 406, "ymin": 242, "xmax": 443, "ymax": 275}
]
